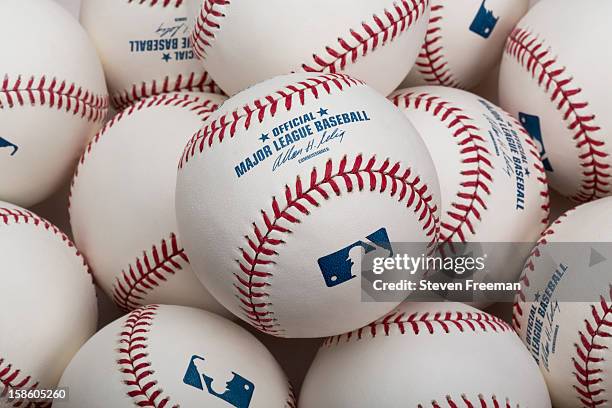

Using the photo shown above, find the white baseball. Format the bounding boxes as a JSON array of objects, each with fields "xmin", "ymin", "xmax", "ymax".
[
  {"xmin": 188, "ymin": 0, "xmax": 431, "ymax": 96},
  {"xmin": 0, "ymin": 202, "xmax": 97, "ymax": 407},
  {"xmin": 514, "ymin": 197, "xmax": 612, "ymax": 407},
  {"xmin": 402, "ymin": 0, "xmax": 528, "ymax": 90},
  {"xmin": 80, "ymin": 0, "xmax": 222, "ymax": 110},
  {"xmin": 56, "ymin": 304, "xmax": 295, "ymax": 408},
  {"xmin": 300, "ymin": 302, "xmax": 551, "ymax": 407},
  {"xmin": 0, "ymin": 0, "xmax": 108, "ymax": 207},
  {"xmin": 391, "ymin": 86, "xmax": 549, "ymax": 301},
  {"xmin": 499, "ymin": 0, "xmax": 612, "ymax": 202},
  {"xmin": 69, "ymin": 92, "xmax": 230, "ymax": 315},
  {"xmin": 176, "ymin": 72, "xmax": 441, "ymax": 338}
]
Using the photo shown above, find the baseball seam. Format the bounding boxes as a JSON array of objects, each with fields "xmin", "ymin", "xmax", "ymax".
[
  {"xmin": 324, "ymin": 308, "xmax": 511, "ymax": 346},
  {"xmin": 236, "ymin": 154, "xmax": 439, "ymax": 335},
  {"xmin": 71, "ymin": 92, "xmax": 220, "ymax": 202},
  {"xmin": 414, "ymin": 3, "xmax": 461, "ymax": 88},
  {"xmin": 191, "ymin": 0, "xmax": 230, "ymax": 59},
  {"xmin": 112, "ymin": 233, "xmax": 189, "ymax": 311},
  {"xmin": 0, "ymin": 207, "xmax": 86, "ymax": 266},
  {"xmin": 111, "ymin": 72, "xmax": 223, "ymax": 110},
  {"xmin": 0, "ymin": 75, "xmax": 108, "ymax": 123},
  {"xmin": 117, "ymin": 305, "xmax": 178, "ymax": 408},
  {"xmin": 300, "ymin": 0, "xmax": 429, "ymax": 74},
  {"xmin": 0, "ymin": 359, "xmax": 52, "ymax": 408},
  {"xmin": 573, "ymin": 286, "xmax": 612, "ymax": 407},
  {"xmin": 126, "ymin": 0, "xmax": 183, "ymax": 7},
  {"xmin": 391, "ymin": 90, "xmax": 493, "ymax": 242},
  {"xmin": 505, "ymin": 27, "xmax": 610, "ymax": 202},
  {"xmin": 178, "ymin": 73, "xmax": 364, "ymax": 168},
  {"xmin": 424, "ymin": 394, "xmax": 514, "ymax": 407}
]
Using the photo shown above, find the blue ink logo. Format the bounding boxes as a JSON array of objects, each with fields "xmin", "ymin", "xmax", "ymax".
[
  {"xmin": 318, "ymin": 228, "xmax": 393, "ymax": 287},
  {"xmin": 469, "ymin": 0, "xmax": 499, "ymax": 39},
  {"xmin": 519, "ymin": 112, "xmax": 553, "ymax": 172},
  {"xmin": 0, "ymin": 137, "xmax": 18, "ymax": 156},
  {"xmin": 184, "ymin": 355, "xmax": 254, "ymax": 408}
]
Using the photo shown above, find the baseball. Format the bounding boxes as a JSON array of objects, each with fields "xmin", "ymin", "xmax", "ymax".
[
  {"xmin": 0, "ymin": 0, "xmax": 108, "ymax": 207},
  {"xmin": 391, "ymin": 86, "xmax": 549, "ymax": 301},
  {"xmin": 188, "ymin": 0, "xmax": 431, "ymax": 96},
  {"xmin": 0, "ymin": 202, "xmax": 97, "ymax": 407},
  {"xmin": 80, "ymin": 0, "xmax": 222, "ymax": 110},
  {"xmin": 69, "ymin": 92, "xmax": 230, "ymax": 315},
  {"xmin": 299, "ymin": 302, "xmax": 552, "ymax": 407},
  {"xmin": 499, "ymin": 0, "xmax": 612, "ymax": 202},
  {"xmin": 176, "ymin": 72, "xmax": 441, "ymax": 338},
  {"xmin": 514, "ymin": 196, "xmax": 612, "ymax": 407},
  {"xmin": 402, "ymin": 0, "xmax": 528, "ymax": 90},
  {"xmin": 55, "ymin": 304, "xmax": 295, "ymax": 407}
]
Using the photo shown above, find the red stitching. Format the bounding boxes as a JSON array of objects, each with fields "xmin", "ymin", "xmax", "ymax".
[
  {"xmin": 572, "ymin": 286, "xmax": 612, "ymax": 407},
  {"xmin": 111, "ymin": 72, "xmax": 223, "ymax": 110},
  {"xmin": 118, "ymin": 305, "xmax": 178, "ymax": 408},
  {"xmin": 512, "ymin": 210, "xmax": 571, "ymax": 330},
  {"xmin": 391, "ymin": 91, "xmax": 493, "ymax": 242},
  {"xmin": 0, "ymin": 359, "xmax": 52, "ymax": 408},
  {"xmin": 113, "ymin": 233, "xmax": 189, "ymax": 311},
  {"xmin": 301, "ymin": 0, "xmax": 429, "ymax": 74},
  {"xmin": 324, "ymin": 308, "xmax": 511, "ymax": 346},
  {"xmin": 0, "ymin": 75, "xmax": 108, "ymax": 123},
  {"xmin": 127, "ymin": 0, "xmax": 183, "ymax": 7},
  {"xmin": 505, "ymin": 27, "xmax": 610, "ymax": 202},
  {"xmin": 191, "ymin": 0, "xmax": 231, "ymax": 59},
  {"xmin": 423, "ymin": 394, "xmax": 513, "ymax": 407},
  {"xmin": 0, "ymin": 207, "xmax": 86, "ymax": 267},
  {"xmin": 178, "ymin": 73, "xmax": 364, "ymax": 168},
  {"xmin": 236, "ymin": 154, "xmax": 438, "ymax": 335},
  {"xmin": 285, "ymin": 383, "xmax": 297, "ymax": 408},
  {"xmin": 414, "ymin": 3, "xmax": 461, "ymax": 88},
  {"xmin": 71, "ymin": 92, "xmax": 220, "ymax": 205}
]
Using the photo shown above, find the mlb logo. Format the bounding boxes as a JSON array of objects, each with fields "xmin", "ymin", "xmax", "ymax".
[
  {"xmin": 183, "ymin": 355, "xmax": 255, "ymax": 408},
  {"xmin": 0, "ymin": 137, "xmax": 18, "ymax": 156},
  {"xmin": 469, "ymin": 0, "xmax": 499, "ymax": 39},
  {"xmin": 318, "ymin": 227, "xmax": 393, "ymax": 288},
  {"xmin": 519, "ymin": 112, "xmax": 554, "ymax": 172}
]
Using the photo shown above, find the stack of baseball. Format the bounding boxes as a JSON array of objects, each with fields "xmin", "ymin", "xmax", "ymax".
[{"xmin": 1, "ymin": 0, "xmax": 610, "ymax": 407}]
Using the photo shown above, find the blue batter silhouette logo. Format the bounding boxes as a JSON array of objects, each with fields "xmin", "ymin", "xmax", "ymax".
[
  {"xmin": 183, "ymin": 355, "xmax": 255, "ymax": 408},
  {"xmin": 318, "ymin": 227, "xmax": 393, "ymax": 287},
  {"xmin": 469, "ymin": 0, "xmax": 499, "ymax": 39},
  {"xmin": 0, "ymin": 137, "xmax": 18, "ymax": 156},
  {"xmin": 519, "ymin": 112, "xmax": 553, "ymax": 172}
]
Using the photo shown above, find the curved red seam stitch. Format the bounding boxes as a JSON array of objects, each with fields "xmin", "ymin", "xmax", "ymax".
[
  {"xmin": 0, "ymin": 207, "xmax": 86, "ymax": 267},
  {"xmin": 285, "ymin": 383, "xmax": 297, "ymax": 408},
  {"xmin": 325, "ymin": 309, "xmax": 511, "ymax": 346},
  {"xmin": 126, "ymin": 0, "xmax": 183, "ymax": 7},
  {"xmin": 572, "ymin": 286, "xmax": 612, "ymax": 407},
  {"xmin": 191, "ymin": 0, "xmax": 230, "ymax": 59},
  {"xmin": 511, "ymin": 210, "xmax": 572, "ymax": 330},
  {"xmin": 0, "ymin": 75, "xmax": 108, "ymax": 123},
  {"xmin": 414, "ymin": 3, "xmax": 461, "ymax": 88},
  {"xmin": 425, "ymin": 394, "xmax": 513, "ymax": 407},
  {"xmin": 69, "ymin": 93, "xmax": 220, "ymax": 209},
  {"xmin": 178, "ymin": 73, "xmax": 364, "ymax": 168},
  {"xmin": 111, "ymin": 72, "xmax": 223, "ymax": 110},
  {"xmin": 236, "ymin": 154, "xmax": 439, "ymax": 335},
  {"xmin": 117, "ymin": 305, "xmax": 179, "ymax": 408},
  {"xmin": 112, "ymin": 233, "xmax": 189, "ymax": 311},
  {"xmin": 0, "ymin": 359, "xmax": 52, "ymax": 408},
  {"xmin": 505, "ymin": 27, "xmax": 610, "ymax": 203},
  {"xmin": 391, "ymin": 91, "xmax": 493, "ymax": 242},
  {"xmin": 301, "ymin": 0, "xmax": 429, "ymax": 74}
]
